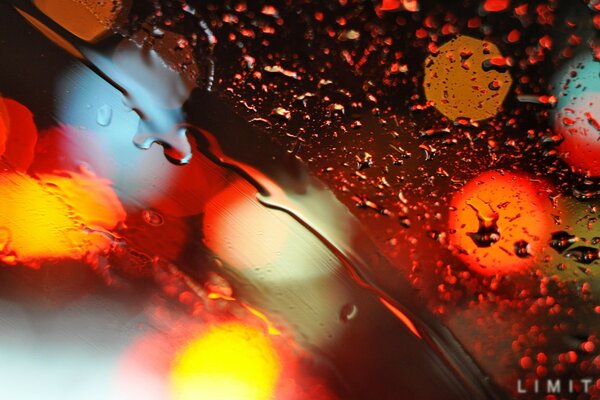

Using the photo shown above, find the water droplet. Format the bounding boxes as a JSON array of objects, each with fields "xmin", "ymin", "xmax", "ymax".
[
  {"xmin": 263, "ymin": 65, "xmax": 299, "ymax": 79},
  {"xmin": 204, "ymin": 271, "xmax": 233, "ymax": 298},
  {"xmin": 561, "ymin": 117, "xmax": 576, "ymax": 126},
  {"xmin": 584, "ymin": 112, "xmax": 600, "ymax": 132},
  {"xmin": 488, "ymin": 80, "xmax": 501, "ymax": 91},
  {"xmin": 549, "ymin": 231, "xmax": 578, "ymax": 253},
  {"xmin": 355, "ymin": 152, "xmax": 373, "ymax": 170},
  {"xmin": 151, "ymin": 27, "xmax": 165, "ymax": 38},
  {"xmin": 340, "ymin": 303, "xmax": 358, "ymax": 322},
  {"xmin": 564, "ymin": 247, "xmax": 599, "ymax": 264},
  {"xmin": 399, "ymin": 216, "xmax": 411, "ymax": 228},
  {"xmin": 516, "ymin": 94, "xmax": 557, "ymax": 107},
  {"xmin": 176, "ymin": 37, "xmax": 188, "ymax": 49},
  {"xmin": 513, "ymin": 240, "xmax": 530, "ymax": 258},
  {"xmin": 142, "ymin": 210, "xmax": 164, "ymax": 226},
  {"xmin": 133, "ymin": 127, "xmax": 192, "ymax": 165},
  {"xmin": 465, "ymin": 203, "xmax": 500, "ymax": 248},
  {"xmin": 419, "ymin": 128, "xmax": 451, "ymax": 138},
  {"xmin": 481, "ymin": 57, "xmax": 511, "ymax": 72},
  {"xmin": 96, "ymin": 104, "xmax": 113, "ymax": 126},
  {"xmin": 271, "ymin": 107, "xmax": 291, "ymax": 121},
  {"xmin": 327, "ymin": 103, "xmax": 345, "ymax": 117}
]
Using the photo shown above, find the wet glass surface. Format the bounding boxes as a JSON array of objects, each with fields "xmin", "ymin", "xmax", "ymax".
[{"xmin": 0, "ymin": 0, "xmax": 599, "ymax": 399}]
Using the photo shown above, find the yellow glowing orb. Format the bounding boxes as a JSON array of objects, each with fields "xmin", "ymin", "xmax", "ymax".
[
  {"xmin": 423, "ymin": 35, "xmax": 512, "ymax": 121},
  {"xmin": 169, "ymin": 323, "xmax": 281, "ymax": 400}
]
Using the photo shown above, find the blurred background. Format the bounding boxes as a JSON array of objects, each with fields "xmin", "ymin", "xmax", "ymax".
[{"xmin": 0, "ymin": 0, "xmax": 599, "ymax": 399}]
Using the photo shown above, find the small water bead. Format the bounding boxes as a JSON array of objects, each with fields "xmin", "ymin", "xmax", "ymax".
[
  {"xmin": 142, "ymin": 210, "xmax": 164, "ymax": 226},
  {"xmin": 96, "ymin": 104, "xmax": 113, "ymax": 126},
  {"xmin": 340, "ymin": 304, "xmax": 358, "ymax": 322}
]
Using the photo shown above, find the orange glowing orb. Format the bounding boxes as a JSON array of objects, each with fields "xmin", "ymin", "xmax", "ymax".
[
  {"xmin": 169, "ymin": 323, "xmax": 280, "ymax": 400},
  {"xmin": 448, "ymin": 171, "xmax": 553, "ymax": 275},
  {"xmin": 0, "ymin": 169, "xmax": 125, "ymax": 266},
  {"xmin": 423, "ymin": 35, "xmax": 512, "ymax": 121}
]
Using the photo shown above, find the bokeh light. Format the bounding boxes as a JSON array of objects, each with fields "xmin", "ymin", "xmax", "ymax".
[
  {"xmin": 448, "ymin": 171, "xmax": 553, "ymax": 275},
  {"xmin": 0, "ymin": 170, "xmax": 124, "ymax": 265},
  {"xmin": 202, "ymin": 179, "xmax": 353, "ymax": 347},
  {"xmin": 551, "ymin": 50, "xmax": 600, "ymax": 176},
  {"xmin": 42, "ymin": 35, "xmax": 217, "ymax": 216},
  {"xmin": 0, "ymin": 98, "xmax": 125, "ymax": 266},
  {"xmin": 169, "ymin": 323, "xmax": 280, "ymax": 400},
  {"xmin": 203, "ymin": 181, "xmax": 290, "ymax": 269},
  {"xmin": 423, "ymin": 35, "xmax": 512, "ymax": 121}
]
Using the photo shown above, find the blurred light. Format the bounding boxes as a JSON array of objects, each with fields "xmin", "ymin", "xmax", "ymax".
[
  {"xmin": 0, "ymin": 98, "xmax": 124, "ymax": 266},
  {"xmin": 203, "ymin": 180, "xmax": 339, "ymax": 282},
  {"xmin": 0, "ymin": 296, "xmax": 143, "ymax": 400},
  {"xmin": 448, "ymin": 171, "xmax": 553, "ymax": 275},
  {"xmin": 51, "ymin": 65, "xmax": 173, "ymax": 207},
  {"xmin": 169, "ymin": 323, "xmax": 280, "ymax": 400},
  {"xmin": 203, "ymin": 181, "xmax": 290, "ymax": 268},
  {"xmin": 423, "ymin": 35, "xmax": 512, "ymax": 121},
  {"xmin": 202, "ymin": 179, "xmax": 352, "ymax": 346},
  {"xmin": 0, "ymin": 169, "xmax": 124, "ymax": 265},
  {"xmin": 552, "ymin": 51, "xmax": 600, "ymax": 176},
  {"xmin": 0, "ymin": 98, "xmax": 38, "ymax": 172},
  {"xmin": 49, "ymin": 57, "xmax": 228, "ymax": 216}
]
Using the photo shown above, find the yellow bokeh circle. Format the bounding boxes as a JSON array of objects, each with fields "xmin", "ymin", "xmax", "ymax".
[{"xmin": 423, "ymin": 35, "xmax": 512, "ymax": 121}]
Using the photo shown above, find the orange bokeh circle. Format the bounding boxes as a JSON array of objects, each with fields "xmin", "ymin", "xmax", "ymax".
[{"xmin": 448, "ymin": 171, "xmax": 553, "ymax": 276}]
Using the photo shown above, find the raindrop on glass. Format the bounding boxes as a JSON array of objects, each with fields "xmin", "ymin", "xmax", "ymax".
[{"xmin": 96, "ymin": 104, "xmax": 113, "ymax": 127}]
